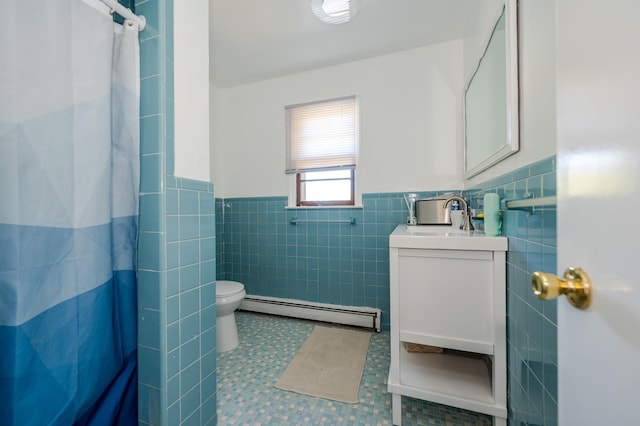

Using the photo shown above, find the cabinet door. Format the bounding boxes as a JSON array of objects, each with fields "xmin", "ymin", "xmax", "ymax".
[{"xmin": 397, "ymin": 248, "xmax": 495, "ymax": 354}]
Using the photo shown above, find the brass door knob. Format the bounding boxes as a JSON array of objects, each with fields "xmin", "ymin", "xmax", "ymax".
[{"xmin": 531, "ymin": 267, "xmax": 592, "ymax": 310}]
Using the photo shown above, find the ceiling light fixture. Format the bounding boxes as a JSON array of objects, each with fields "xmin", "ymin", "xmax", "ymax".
[{"xmin": 311, "ymin": 0, "xmax": 359, "ymax": 25}]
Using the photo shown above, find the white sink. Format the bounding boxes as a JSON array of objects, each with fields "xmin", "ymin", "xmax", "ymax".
[
  {"xmin": 390, "ymin": 224, "xmax": 507, "ymax": 251},
  {"xmin": 404, "ymin": 225, "xmax": 468, "ymax": 236}
]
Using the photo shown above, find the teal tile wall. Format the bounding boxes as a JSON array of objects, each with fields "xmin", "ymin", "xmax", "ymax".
[
  {"xmin": 166, "ymin": 177, "xmax": 217, "ymax": 426},
  {"xmin": 137, "ymin": 0, "xmax": 168, "ymax": 423},
  {"xmin": 136, "ymin": 0, "xmax": 217, "ymax": 424},
  {"xmin": 215, "ymin": 157, "xmax": 557, "ymax": 425},
  {"xmin": 215, "ymin": 191, "xmax": 461, "ymax": 331},
  {"xmin": 466, "ymin": 156, "xmax": 558, "ymax": 426},
  {"xmin": 215, "ymin": 198, "xmax": 225, "ymax": 287}
]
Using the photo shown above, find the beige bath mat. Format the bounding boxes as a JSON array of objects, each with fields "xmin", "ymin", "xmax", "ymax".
[{"xmin": 274, "ymin": 326, "xmax": 372, "ymax": 403}]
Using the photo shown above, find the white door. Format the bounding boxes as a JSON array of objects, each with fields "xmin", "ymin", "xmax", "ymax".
[{"xmin": 556, "ymin": 0, "xmax": 640, "ymax": 424}]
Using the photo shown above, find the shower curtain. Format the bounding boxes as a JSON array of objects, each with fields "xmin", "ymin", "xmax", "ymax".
[{"xmin": 0, "ymin": 1, "xmax": 140, "ymax": 424}]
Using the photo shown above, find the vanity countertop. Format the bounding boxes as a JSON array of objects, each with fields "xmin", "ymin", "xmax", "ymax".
[{"xmin": 390, "ymin": 224, "xmax": 508, "ymax": 251}]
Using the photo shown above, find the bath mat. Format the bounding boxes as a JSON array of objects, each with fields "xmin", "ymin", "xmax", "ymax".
[{"xmin": 274, "ymin": 326, "xmax": 372, "ymax": 403}]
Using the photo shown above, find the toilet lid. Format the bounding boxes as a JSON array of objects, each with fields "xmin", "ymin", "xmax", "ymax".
[{"xmin": 216, "ymin": 280, "xmax": 244, "ymax": 297}]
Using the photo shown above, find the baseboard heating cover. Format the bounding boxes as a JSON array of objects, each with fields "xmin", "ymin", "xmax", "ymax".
[{"xmin": 240, "ymin": 295, "xmax": 381, "ymax": 332}]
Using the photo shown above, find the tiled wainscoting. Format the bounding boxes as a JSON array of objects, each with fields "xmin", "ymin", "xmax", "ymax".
[
  {"xmin": 215, "ymin": 191, "xmax": 460, "ymax": 331},
  {"xmin": 138, "ymin": 176, "xmax": 217, "ymax": 426},
  {"xmin": 467, "ymin": 157, "xmax": 558, "ymax": 426}
]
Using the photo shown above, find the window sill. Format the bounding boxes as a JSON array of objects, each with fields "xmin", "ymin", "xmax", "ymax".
[{"xmin": 285, "ymin": 205, "xmax": 363, "ymax": 210}]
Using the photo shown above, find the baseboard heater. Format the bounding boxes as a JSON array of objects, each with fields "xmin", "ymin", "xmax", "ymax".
[{"xmin": 240, "ymin": 295, "xmax": 381, "ymax": 332}]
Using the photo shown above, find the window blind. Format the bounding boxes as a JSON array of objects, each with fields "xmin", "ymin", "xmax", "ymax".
[{"xmin": 285, "ymin": 95, "xmax": 358, "ymax": 174}]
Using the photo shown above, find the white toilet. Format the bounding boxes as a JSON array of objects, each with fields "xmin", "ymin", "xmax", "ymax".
[{"xmin": 216, "ymin": 280, "xmax": 246, "ymax": 352}]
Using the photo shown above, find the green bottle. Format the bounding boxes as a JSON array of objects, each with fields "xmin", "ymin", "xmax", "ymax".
[{"xmin": 483, "ymin": 193, "xmax": 501, "ymax": 236}]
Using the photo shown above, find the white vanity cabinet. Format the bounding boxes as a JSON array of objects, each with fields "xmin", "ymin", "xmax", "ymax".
[{"xmin": 387, "ymin": 225, "xmax": 508, "ymax": 425}]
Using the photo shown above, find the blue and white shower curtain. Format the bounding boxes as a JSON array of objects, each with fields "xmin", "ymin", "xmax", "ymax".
[{"xmin": 0, "ymin": 1, "xmax": 140, "ymax": 424}]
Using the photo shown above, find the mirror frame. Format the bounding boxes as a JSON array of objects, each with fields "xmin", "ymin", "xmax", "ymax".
[{"xmin": 463, "ymin": 0, "xmax": 519, "ymax": 179}]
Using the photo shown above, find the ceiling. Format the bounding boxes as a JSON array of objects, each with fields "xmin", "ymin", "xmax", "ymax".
[{"xmin": 209, "ymin": 0, "xmax": 482, "ymax": 88}]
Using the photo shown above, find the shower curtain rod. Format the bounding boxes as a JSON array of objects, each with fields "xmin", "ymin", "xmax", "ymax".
[{"xmin": 99, "ymin": 0, "xmax": 146, "ymax": 31}]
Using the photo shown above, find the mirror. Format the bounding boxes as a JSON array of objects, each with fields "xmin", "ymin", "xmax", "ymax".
[{"xmin": 464, "ymin": 0, "xmax": 519, "ymax": 178}]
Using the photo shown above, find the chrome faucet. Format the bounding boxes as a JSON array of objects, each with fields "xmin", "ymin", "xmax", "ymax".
[{"xmin": 443, "ymin": 196, "xmax": 474, "ymax": 231}]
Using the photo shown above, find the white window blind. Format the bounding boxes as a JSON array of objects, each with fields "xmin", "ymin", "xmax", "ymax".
[{"xmin": 285, "ymin": 96, "xmax": 358, "ymax": 174}]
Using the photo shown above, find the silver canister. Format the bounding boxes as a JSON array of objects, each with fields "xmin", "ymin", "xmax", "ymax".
[{"xmin": 415, "ymin": 197, "xmax": 452, "ymax": 225}]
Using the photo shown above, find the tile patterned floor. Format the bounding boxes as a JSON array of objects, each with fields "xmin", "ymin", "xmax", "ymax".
[{"xmin": 216, "ymin": 312, "xmax": 492, "ymax": 425}]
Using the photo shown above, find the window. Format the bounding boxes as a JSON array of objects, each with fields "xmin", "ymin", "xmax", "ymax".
[
  {"xmin": 285, "ymin": 96, "xmax": 358, "ymax": 206},
  {"xmin": 297, "ymin": 169, "xmax": 354, "ymax": 206}
]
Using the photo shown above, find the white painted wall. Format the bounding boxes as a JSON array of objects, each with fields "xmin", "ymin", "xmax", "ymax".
[
  {"xmin": 210, "ymin": 41, "xmax": 464, "ymax": 199},
  {"xmin": 209, "ymin": 1, "xmax": 556, "ymax": 196},
  {"xmin": 464, "ymin": 0, "xmax": 556, "ymax": 187},
  {"xmin": 173, "ymin": 0, "xmax": 211, "ymax": 182}
]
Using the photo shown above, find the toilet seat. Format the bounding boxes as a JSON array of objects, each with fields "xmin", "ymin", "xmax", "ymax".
[{"xmin": 216, "ymin": 280, "xmax": 244, "ymax": 298}]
